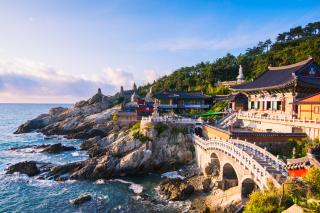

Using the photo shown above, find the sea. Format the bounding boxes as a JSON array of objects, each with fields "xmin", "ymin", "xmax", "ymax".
[{"xmin": 0, "ymin": 104, "xmax": 173, "ymax": 213}]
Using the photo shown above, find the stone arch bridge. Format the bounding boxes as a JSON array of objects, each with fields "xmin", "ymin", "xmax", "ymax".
[{"xmin": 193, "ymin": 135, "xmax": 288, "ymax": 199}]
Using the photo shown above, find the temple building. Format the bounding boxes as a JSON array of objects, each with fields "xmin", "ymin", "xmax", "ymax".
[
  {"xmin": 231, "ymin": 57, "xmax": 320, "ymax": 117},
  {"xmin": 295, "ymin": 92, "xmax": 320, "ymax": 121},
  {"xmin": 153, "ymin": 90, "xmax": 212, "ymax": 114}
]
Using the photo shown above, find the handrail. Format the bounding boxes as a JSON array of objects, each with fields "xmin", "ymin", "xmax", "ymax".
[
  {"xmin": 230, "ymin": 138, "xmax": 287, "ymax": 176},
  {"xmin": 237, "ymin": 112, "xmax": 319, "ymax": 126},
  {"xmin": 193, "ymin": 135, "xmax": 283, "ymax": 188}
]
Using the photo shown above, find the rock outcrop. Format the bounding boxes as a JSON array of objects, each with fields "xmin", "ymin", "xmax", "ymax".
[
  {"xmin": 14, "ymin": 90, "xmax": 195, "ymax": 182},
  {"xmin": 70, "ymin": 194, "xmax": 92, "ymax": 205},
  {"xmin": 41, "ymin": 143, "xmax": 76, "ymax": 154},
  {"xmin": 47, "ymin": 124, "xmax": 194, "ymax": 180},
  {"xmin": 6, "ymin": 161, "xmax": 40, "ymax": 176},
  {"xmin": 15, "ymin": 89, "xmax": 122, "ymax": 139},
  {"xmin": 158, "ymin": 178, "xmax": 195, "ymax": 201},
  {"xmin": 9, "ymin": 143, "xmax": 76, "ymax": 154}
]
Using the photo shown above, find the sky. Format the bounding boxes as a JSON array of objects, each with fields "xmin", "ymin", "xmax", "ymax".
[{"xmin": 0, "ymin": 0, "xmax": 320, "ymax": 103}]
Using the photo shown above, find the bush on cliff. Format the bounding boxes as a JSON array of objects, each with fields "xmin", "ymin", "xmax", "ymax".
[{"xmin": 154, "ymin": 123, "xmax": 168, "ymax": 136}]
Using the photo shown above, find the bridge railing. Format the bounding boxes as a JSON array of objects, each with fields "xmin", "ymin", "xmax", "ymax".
[
  {"xmin": 193, "ymin": 135, "xmax": 282, "ymax": 188},
  {"xmin": 141, "ymin": 116, "xmax": 202, "ymax": 124},
  {"xmin": 230, "ymin": 139, "xmax": 287, "ymax": 176}
]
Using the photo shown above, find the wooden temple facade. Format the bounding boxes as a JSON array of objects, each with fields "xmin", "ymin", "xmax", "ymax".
[{"xmin": 231, "ymin": 57, "xmax": 320, "ymax": 117}]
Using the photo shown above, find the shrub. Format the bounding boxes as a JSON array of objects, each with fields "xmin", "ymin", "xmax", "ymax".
[
  {"xmin": 112, "ymin": 113, "xmax": 119, "ymax": 123},
  {"xmin": 303, "ymin": 167, "xmax": 320, "ymax": 199},
  {"xmin": 154, "ymin": 123, "xmax": 168, "ymax": 136},
  {"xmin": 170, "ymin": 126, "xmax": 187, "ymax": 135},
  {"xmin": 130, "ymin": 122, "xmax": 140, "ymax": 134},
  {"xmin": 132, "ymin": 132, "xmax": 151, "ymax": 142}
]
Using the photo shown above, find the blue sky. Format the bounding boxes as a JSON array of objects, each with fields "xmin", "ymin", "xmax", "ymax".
[{"xmin": 0, "ymin": 0, "xmax": 319, "ymax": 103}]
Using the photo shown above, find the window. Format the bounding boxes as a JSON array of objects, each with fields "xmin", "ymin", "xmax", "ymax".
[
  {"xmin": 251, "ymin": 101, "xmax": 255, "ymax": 109},
  {"xmin": 277, "ymin": 101, "xmax": 282, "ymax": 110},
  {"xmin": 266, "ymin": 101, "xmax": 271, "ymax": 110},
  {"xmin": 315, "ymin": 106, "xmax": 320, "ymax": 114}
]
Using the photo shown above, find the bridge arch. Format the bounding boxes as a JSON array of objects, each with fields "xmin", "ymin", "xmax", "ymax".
[
  {"xmin": 221, "ymin": 162, "xmax": 239, "ymax": 190},
  {"xmin": 240, "ymin": 177, "xmax": 261, "ymax": 199}
]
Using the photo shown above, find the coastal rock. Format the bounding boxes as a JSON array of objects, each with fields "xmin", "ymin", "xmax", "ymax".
[
  {"xmin": 71, "ymin": 194, "xmax": 92, "ymax": 205},
  {"xmin": 158, "ymin": 178, "xmax": 194, "ymax": 201},
  {"xmin": 80, "ymin": 136, "xmax": 101, "ymax": 150},
  {"xmin": 49, "ymin": 124, "xmax": 194, "ymax": 181},
  {"xmin": 15, "ymin": 89, "xmax": 122, "ymax": 138},
  {"xmin": 6, "ymin": 161, "xmax": 40, "ymax": 176},
  {"xmin": 50, "ymin": 161, "xmax": 84, "ymax": 177},
  {"xmin": 202, "ymin": 178, "xmax": 212, "ymax": 192},
  {"xmin": 41, "ymin": 143, "xmax": 76, "ymax": 154}
]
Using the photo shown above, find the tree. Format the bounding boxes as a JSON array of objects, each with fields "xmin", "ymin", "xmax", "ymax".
[{"xmin": 303, "ymin": 167, "xmax": 320, "ymax": 198}]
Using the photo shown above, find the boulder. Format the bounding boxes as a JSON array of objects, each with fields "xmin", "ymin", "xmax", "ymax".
[
  {"xmin": 6, "ymin": 161, "xmax": 40, "ymax": 176},
  {"xmin": 41, "ymin": 143, "xmax": 76, "ymax": 154},
  {"xmin": 158, "ymin": 178, "xmax": 194, "ymax": 201},
  {"xmin": 71, "ymin": 194, "xmax": 92, "ymax": 205},
  {"xmin": 80, "ymin": 136, "xmax": 101, "ymax": 150},
  {"xmin": 202, "ymin": 177, "xmax": 212, "ymax": 192}
]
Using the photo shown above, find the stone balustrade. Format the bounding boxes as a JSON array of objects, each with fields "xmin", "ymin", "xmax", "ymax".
[
  {"xmin": 230, "ymin": 138, "xmax": 287, "ymax": 176},
  {"xmin": 237, "ymin": 112, "xmax": 319, "ymax": 127},
  {"xmin": 141, "ymin": 116, "xmax": 202, "ymax": 124},
  {"xmin": 193, "ymin": 134, "xmax": 284, "ymax": 188}
]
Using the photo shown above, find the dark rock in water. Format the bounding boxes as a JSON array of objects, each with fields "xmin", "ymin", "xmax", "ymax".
[
  {"xmin": 14, "ymin": 116, "xmax": 46, "ymax": 134},
  {"xmin": 158, "ymin": 178, "xmax": 194, "ymax": 201},
  {"xmin": 41, "ymin": 143, "xmax": 76, "ymax": 154},
  {"xmin": 71, "ymin": 194, "xmax": 92, "ymax": 205},
  {"xmin": 49, "ymin": 161, "xmax": 84, "ymax": 177},
  {"xmin": 6, "ymin": 161, "xmax": 40, "ymax": 176},
  {"xmin": 202, "ymin": 177, "xmax": 212, "ymax": 192}
]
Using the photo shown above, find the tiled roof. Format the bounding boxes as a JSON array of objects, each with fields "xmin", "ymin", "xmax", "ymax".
[{"xmin": 231, "ymin": 58, "xmax": 318, "ymax": 91}]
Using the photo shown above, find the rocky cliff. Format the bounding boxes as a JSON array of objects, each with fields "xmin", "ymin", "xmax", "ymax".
[{"xmin": 14, "ymin": 90, "xmax": 195, "ymax": 180}]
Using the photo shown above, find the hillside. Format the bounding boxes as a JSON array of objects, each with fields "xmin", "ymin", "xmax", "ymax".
[{"xmin": 138, "ymin": 21, "xmax": 320, "ymax": 96}]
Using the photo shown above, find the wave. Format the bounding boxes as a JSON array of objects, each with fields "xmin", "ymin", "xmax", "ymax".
[
  {"xmin": 161, "ymin": 171, "xmax": 185, "ymax": 180},
  {"xmin": 96, "ymin": 178, "xmax": 144, "ymax": 194}
]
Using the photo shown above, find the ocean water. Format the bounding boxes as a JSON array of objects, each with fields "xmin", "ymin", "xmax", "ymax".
[{"xmin": 0, "ymin": 104, "xmax": 167, "ymax": 213}]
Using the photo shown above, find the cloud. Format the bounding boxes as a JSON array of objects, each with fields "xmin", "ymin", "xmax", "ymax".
[
  {"xmin": 143, "ymin": 69, "xmax": 158, "ymax": 84},
  {"xmin": 0, "ymin": 58, "xmax": 134, "ymax": 103}
]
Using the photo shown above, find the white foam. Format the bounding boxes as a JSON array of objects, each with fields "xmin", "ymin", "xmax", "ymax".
[
  {"xmin": 161, "ymin": 171, "xmax": 185, "ymax": 180},
  {"xmin": 112, "ymin": 179, "xmax": 143, "ymax": 194}
]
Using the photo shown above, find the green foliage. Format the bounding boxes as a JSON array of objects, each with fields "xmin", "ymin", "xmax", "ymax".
[
  {"xmin": 288, "ymin": 138, "xmax": 310, "ymax": 158},
  {"xmin": 170, "ymin": 126, "xmax": 187, "ymax": 135},
  {"xmin": 132, "ymin": 132, "xmax": 151, "ymax": 142},
  {"xmin": 303, "ymin": 167, "xmax": 320, "ymax": 199},
  {"xmin": 154, "ymin": 123, "xmax": 168, "ymax": 136},
  {"xmin": 112, "ymin": 113, "xmax": 119, "ymax": 123},
  {"xmin": 130, "ymin": 122, "xmax": 141, "ymax": 134},
  {"xmin": 189, "ymin": 144, "xmax": 195, "ymax": 156},
  {"xmin": 210, "ymin": 101, "xmax": 228, "ymax": 112},
  {"xmin": 244, "ymin": 187, "xmax": 283, "ymax": 213},
  {"xmin": 245, "ymin": 169, "xmax": 320, "ymax": 212}
]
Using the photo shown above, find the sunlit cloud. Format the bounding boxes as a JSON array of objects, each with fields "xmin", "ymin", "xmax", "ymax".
[{"xmin": 0, "ymin": 58, "xmax": 135, "ymax": 103}]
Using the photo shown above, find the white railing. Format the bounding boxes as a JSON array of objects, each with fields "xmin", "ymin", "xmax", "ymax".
[
  {"xmin": 237, "ymin": 112, "xmax": 319, "ymax": 127},
  {"xmin": 230, "ymin": 139, "xmax": 287, "ymax": 176},
  {"xmin": 142, "ymin": 116, "xmax": 202, "ymax": 124},
  {"xmin": 193, "ymin": 135, "xmax": 283, "ymax": 188},
  {"xmin": 158, "ymin": 104, "xmax": 178, "ymax": 108}
]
